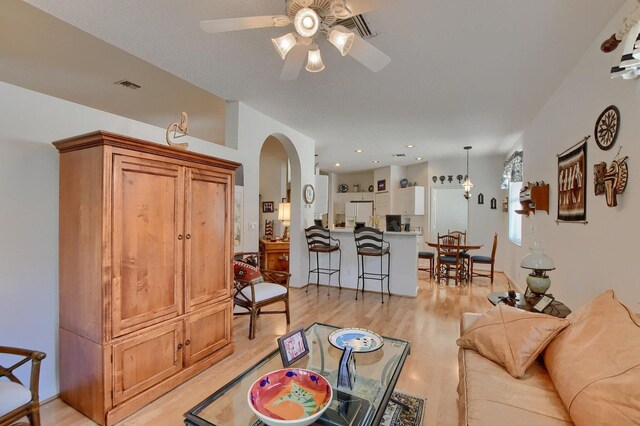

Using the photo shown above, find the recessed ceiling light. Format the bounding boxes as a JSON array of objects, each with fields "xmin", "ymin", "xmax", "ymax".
[
  {"xmin": 416, "ymin": 157, "xmax": 423, "ymax": 161},
  {"xmin": 335, "ymin": 163, "xmax": 341, "ymax": 167},
  {"xmin": 355, "ymin": 149, "xmax": 363, "ymax": 153},
  {"xmin": 406, "ymin": 144, "xmax": 415, "ymax": 148},
  {"xmin": 372, "ymin": 160, "xmax": 379, "ymax": 164}
]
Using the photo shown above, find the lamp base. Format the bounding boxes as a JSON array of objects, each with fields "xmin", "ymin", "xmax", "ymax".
[
  {"xmin": 526, "ymin": 273, "xmax": 551, "ymax": 295},
  {"xmin": 282, "ymin": 225, "xmax": 290, "ymax": 242}
]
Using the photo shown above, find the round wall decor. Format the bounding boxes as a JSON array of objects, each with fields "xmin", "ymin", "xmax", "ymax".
[
  {"xmin": 303, "ymin": 184, "xmax": 315, "ymax": 204},
  {"xmin": 338, "ymin": 183, "xmax": 348, "ymax": 193},
  {"xmin": 594, "ymin": 105, "xmax": 620, "ymax": 150}
]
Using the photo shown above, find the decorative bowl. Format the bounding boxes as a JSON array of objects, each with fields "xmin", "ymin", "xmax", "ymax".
[{"xmin": 248, "ymin": 368, "xmax": 333, "ymax": 426}]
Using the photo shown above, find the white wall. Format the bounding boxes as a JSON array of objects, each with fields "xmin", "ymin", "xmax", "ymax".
[
  {"xmin": 427, "ymin": 155, "xmax": 505, "ymax": 270},
  {"xmin": 0, "ymin": 81, "xmax": 315, "ymax": 401},
  {"xmin": 502, "ymin": 0, "xmax": 640, "ymax": 311}
]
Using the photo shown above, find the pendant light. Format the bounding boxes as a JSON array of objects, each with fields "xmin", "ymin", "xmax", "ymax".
[{"xmin": 462, "ymin": 146, "xmax": 474, "ymax": 199}]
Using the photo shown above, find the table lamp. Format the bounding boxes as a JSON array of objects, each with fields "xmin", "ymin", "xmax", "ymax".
[
  {"xmin": 277, "ymin": 202, "xmax": 291, "ymax": 241},
  {"xmin": 521, "ymin": 241, "xmax": 555, "ymax": 295}
]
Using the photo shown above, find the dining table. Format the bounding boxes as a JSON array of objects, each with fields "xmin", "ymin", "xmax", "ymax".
[{"xmin": 426, "ymin": 241, "xmax": 483, "ymax": 282}]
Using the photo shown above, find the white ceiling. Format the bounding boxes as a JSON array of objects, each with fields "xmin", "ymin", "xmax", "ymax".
[{"xmin": 23, "ymin": 0, "xmax": 624, "ymax": 172}]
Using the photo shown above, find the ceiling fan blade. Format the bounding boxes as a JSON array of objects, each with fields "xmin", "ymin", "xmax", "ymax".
[
  {"xmin": 348, "ymin": 36, "xmax": 390, "ymax": 72},
  {"xmin": 280, "ymin": 44, "xmax": 308, "ymax": 80},
  {"xmin": 199, "ymin": 15, "xmax": 291, "ymax": 33},
  {"xmin": 344, "ymin": 0, "xmax": 390, "ymax": 16}
]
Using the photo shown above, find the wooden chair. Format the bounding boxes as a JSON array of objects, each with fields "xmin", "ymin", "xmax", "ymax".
[
  {"xmin": 354, "ymin": 227, "xmax": 391, "ymax": 303},
  {"xmin": 471, "ymin": 233, "xmax": 498, "ymax": 283},
  {"xmin": 305, "ymin": 226, "xmax": 342, "ymax": 295},
  {"xmin": 448, "ymin": 229, "xmax": 470, "ymax": 270},
  {"xmin": 233, "ymin": 252, "xmax": 291, "ymax": 340},
  {"xmin": 0, "ymin": 346, "xmax": 46, "ymax": 426},
  {"xmin": 436, "ymin": 233, "xmax": 464, "ymax": 285},
  {"xmin": 418, "ymin": 250, "xmax": 435, "ymax": 278}
]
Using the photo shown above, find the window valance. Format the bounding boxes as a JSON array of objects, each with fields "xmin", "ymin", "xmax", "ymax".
[{"xmin": 503, "ymin": 150, "xmax": 523, "ymax": 183}]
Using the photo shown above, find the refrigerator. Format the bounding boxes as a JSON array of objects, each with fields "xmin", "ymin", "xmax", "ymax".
[{"xmin": 345, "ymin": 201, "xmax": 373, "ymax": 227}]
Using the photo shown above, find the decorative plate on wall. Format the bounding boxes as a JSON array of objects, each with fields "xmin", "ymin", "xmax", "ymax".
[
  {"xmin": 368, "ymin": 185, "xmax": 374, "ymax": 192},
  {"xmin": 400, "ymin": 178, "xmax": 409, "ymax": 188},
  {"xmin": 594, "ymin": 105, "xmax": 620, "ymax": 150},
  {"xmin": 338, "ymin": 183, "xmax": 348, "ymax": 193}
]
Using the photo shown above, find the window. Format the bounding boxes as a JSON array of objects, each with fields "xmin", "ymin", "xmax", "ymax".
[{"xmin": 508, "ymin": 181, "xmax": 522, "ymax": 246}]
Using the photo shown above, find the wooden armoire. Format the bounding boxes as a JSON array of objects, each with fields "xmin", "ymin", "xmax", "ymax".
[{"xmin": 54, "ymin": 131, "xmax": 238, "ymax": 425}]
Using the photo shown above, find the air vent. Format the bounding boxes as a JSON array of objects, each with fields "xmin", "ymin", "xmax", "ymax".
[
  {"xmin": 335, "ymin": 14, "xmax": 375, "ymax": 38},
  {"xmin": 392, "ymin": 153, "xmax": 407, "ymax": 157},
  {"xmin": 114, "ymin": 80, "xmax": 141, "ymax": 90}
]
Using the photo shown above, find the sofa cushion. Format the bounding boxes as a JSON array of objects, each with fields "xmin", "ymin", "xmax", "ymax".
[
  {"xmin": 543, "ymin": 290, "xmax": 640, "ymax": 426},
  {"xmin": 457, "ymin": 304, "xmax": 568, "ymax": 378},
  {"xmin": 458, "ymin": 348, "xmax": 573, "ymax": 426}
]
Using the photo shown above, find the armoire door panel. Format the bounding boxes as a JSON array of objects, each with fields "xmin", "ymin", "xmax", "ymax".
[
  {"xmin": 112, "ymin": 321, "xmax": 183, "ymax": 406},
  {"xmin": 112, "ymin": 155, "xmax": 184, "ymax": 336},
  {"xmin": 185, "ymin": 169, "xmax": 231, "ymax": 309},
  {"xmin": 184, "ymin": 301, "xmax": 231, "ymax": 366}
]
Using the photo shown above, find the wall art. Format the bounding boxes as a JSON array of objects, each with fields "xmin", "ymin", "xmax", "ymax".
[
  {"xmin": 490, "ymin": 197, "xmax": 497, "ymax": 209},
  {"xmin": 262, "ymin": 201, "xmax": 274, "ymax": 213},
  {"xmin": 594, "ymin": 105, "xmax": 620, "ymax": 150},
  {"xmin": 594, "ymin": 148, "xmax": 629, "ymax": 207},
  {"xmin": 377, "ymin": 179, "xmax": 386, "ymax": 191},
  {"xmin": 557, "ymin": 137, "xmax": 588, "ymax": 222},
  {"xmin": 478, "ymin": 193, "xmax": 484, "ymax": 204}
]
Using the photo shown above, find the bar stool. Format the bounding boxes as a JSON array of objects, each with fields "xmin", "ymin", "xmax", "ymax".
[
  {"xmin": 418, "ymin": 251, "xmax": 435, "ymax": 277},
  {"xmin": 305, "ymin": 226, "xmax": 342, "ymax": 295},
  {"xmin": 354, "ymin": 227, "xmax": 390, "ymax": 303}
]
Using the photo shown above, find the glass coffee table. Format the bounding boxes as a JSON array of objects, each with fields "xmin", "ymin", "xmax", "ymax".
[{"xmin": 184, "ymin": 322, "xmax": 411, "ymax": 426}]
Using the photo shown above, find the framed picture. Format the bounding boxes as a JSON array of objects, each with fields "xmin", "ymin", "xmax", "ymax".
[
  {"xmin": 377, "ymin": 179, "xmax": 386, "ymax": 192},
  {"xmin": 277, "ymin": 328, "xmax": 309, "ymax": 367},
  {"xmin": 533, "ymin": 294, "xmax": 555, "ymax": 312},
  {"xmin": 557, "ymin": 139, "xmax": 587, "ymax": 222},
  {"xmin": 262, "ymin": 201, "xmax": 274, "ymax": 213}
]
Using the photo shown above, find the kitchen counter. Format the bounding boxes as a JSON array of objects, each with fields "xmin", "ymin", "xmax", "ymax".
[{"xmin": 308, "ymin": 228, "xmax": 419, "ymax": 297}]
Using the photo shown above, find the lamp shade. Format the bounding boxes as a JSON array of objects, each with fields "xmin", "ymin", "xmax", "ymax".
[
  {"xmin": 277, "ymin": 202, "xmax": 291, "ymax": 222},
  {"xmin": 521, "ymin": 241, "xmax": 555, "ymax": 270},
  {"xmin": 328, "ymin": 26, "xmax": 355, "ymax": 56},
  {"xmin": 272, "ymin": 33, "xmax": 297, "ymax": 60},
  {"xmin": 294, "ymin": 7, "xmax": 319, "ymax": 38},
  {"xmin": 306, "ymin": 47, "xmax": 325, "ymax": 72}
]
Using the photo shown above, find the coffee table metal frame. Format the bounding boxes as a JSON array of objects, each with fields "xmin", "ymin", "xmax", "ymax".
[{"xmin": 184, "ymin": 322, "xmax": 410, "ymax": 426}]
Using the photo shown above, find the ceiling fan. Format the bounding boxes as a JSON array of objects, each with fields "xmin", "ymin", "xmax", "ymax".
[{"xmin": 200, "ymin": 0, "xmax": 392, "ymax": 80}]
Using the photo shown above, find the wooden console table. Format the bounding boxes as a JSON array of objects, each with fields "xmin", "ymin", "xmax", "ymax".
[{"xmin": 259, "ymin": 239, "xmax": 289, "ymax": 272}]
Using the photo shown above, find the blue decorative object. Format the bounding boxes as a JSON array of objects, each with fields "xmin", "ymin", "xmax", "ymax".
[
  {"xmin": 337, "ymin": 346, "xmax": 356, "ymax": 390},
  {"xmin": 400, "ymin": 178, "xmax": 409, "ymax": 188},
  {"xmin": 285, "ymin": 371, "xmax": 297, "ymax": 377},
  {"xmin": 260, "ymin": 377, "xmax": 270, "ymax": 387}
]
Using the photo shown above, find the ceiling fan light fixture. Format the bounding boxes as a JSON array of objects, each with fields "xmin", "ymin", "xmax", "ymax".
[
  {"xmin": 328, "ymin": 26, "xmax": 355, "ymax": 56},
  {"xmin": 306, "ymin": 46, "xmax": 325, "ymax": 72},
  {"xmin": 272, "ymin": 33, "xmax": 298, "ymax": 59},
  {"xmin": 294, "ymin": 8, "xmax": 320, "ymax": 38},
  {"xmin": 330, "ymin": 0, "xmax": 352, "ymax": 19}
]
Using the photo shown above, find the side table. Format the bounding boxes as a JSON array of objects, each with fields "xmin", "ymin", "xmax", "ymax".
[{"xmin": 487, "ymin": 292, "xmax": 571, "ymax": 318}]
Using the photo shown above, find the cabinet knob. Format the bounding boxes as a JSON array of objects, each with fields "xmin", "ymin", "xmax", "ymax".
[
  {"xmin": 178, "ymin": 234, "xmax": 183, "ymax": 240},
  {"xmin": 177, "ymin": 343, "xmax": 183, "ymax": 350},
  {"xmin": 185, "ymin": 339, "xmax": 191, "ymax": 346},
  {"xmin": 186, "ymin": 234, "xmax": 191, "ymax": 240}
]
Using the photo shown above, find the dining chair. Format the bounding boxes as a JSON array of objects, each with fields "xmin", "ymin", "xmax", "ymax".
[
  {"xmin": 448, "ymin": 229, "xmax": 470, "ymax": 270},
  {"xmin": 418, "ymin": 250, "xmax": 435, "ymax": 278},
  {"xmin": 354, "ymin": 227, "xmax": 391, "ymax": 303},
  {"xmin": 233, "ymin": 252, "xmax": 291, "ymax": 340},
  {"xmin": 305, "ymin": 225, "xmax": 342, "ymax": 295},
  {"xmin": 0, "ymin": 346, "xmax": 46, "ymax": 426},
  {"xmin": 471, "ymin": 233, "xmax": 498, "ymax": 283},
  {"xmin": 436, "ymin": 233, "xmax": 463, "ymax": 285}
]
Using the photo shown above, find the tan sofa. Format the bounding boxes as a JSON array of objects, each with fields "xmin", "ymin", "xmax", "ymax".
[{"xmin": 457, "ymin": 290, "xmax": 640, "ymax": 426}]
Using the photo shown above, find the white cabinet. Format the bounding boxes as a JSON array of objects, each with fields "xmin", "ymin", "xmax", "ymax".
[
  {"xmin": 394, "ymin": 186, "xmax": 425, "ymax": 215},
  {"xmin": 345, "ymin": 201, "xmax": 373, "ymax": 224}
]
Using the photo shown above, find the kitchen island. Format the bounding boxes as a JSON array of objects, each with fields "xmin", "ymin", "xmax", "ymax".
[{"xmin": 306, "ymin": 228, "xmax": 419, "ymax": 297}]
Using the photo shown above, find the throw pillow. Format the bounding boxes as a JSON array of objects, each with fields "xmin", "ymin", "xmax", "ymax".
[
  {"xmin": 233, "ymin": 260, "xmax": 263, "ymax": 285},
  {"xmin": 543, "ymin": 290, "xmax": 640, "ymax": 426},
  {"xmin": 457, "ymin": 304, "xmax": 569, "ymax": 378}
]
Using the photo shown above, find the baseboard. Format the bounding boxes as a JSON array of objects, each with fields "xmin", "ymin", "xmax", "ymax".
[{"xmin": 503, "ymin": 271, "xmax": 522, "ymax": 292}]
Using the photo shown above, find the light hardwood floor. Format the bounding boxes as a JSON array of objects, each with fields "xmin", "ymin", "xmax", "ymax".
[{"xmin": 41, "ymin": 272, "xmax": 509, "ymax": 426}]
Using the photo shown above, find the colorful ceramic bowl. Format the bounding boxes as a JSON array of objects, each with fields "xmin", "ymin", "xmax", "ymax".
[{"xmin": 248, "ymin": 368, "xmax": 333, "ymax": 426}]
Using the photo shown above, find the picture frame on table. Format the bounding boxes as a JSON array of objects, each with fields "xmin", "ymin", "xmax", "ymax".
[
  {"xmin": 533, "ymin": 294, "xmax": 555, "ymax": 312},
  {"xmin": 262, "ymin": 201, "xmax": 274, "ymax": 213},
  {"xmin": 277, "ymin": 328, "xmax": 309, "ymax": 367}
]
